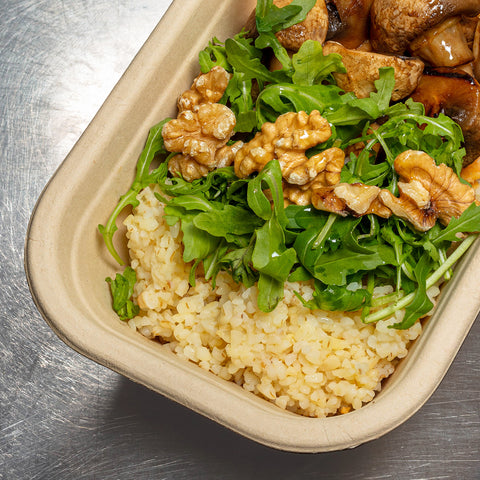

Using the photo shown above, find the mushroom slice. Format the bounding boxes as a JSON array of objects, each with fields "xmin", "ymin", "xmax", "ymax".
[
  {"xmin": 410, "ymin": 67, "xmax": 480, "ymax": 165},
  {"xmin": 322, "ymin": 41, "xmax": 424, "ymax": 101},
  {"xmin": 274, "ymin": 0, "xmax": 329, "ymax": 51},
  {"xmin": 370, "ymin": 0, "xmax": 480, "ymax": 55},
  {"xmin": 379, "ymin": 150, "xmax": 476, "ymax": 231},
  {"xmin": 325, "ymin": 0, "xmax": 374, "ymax": 49},
  {"xmin": 409, "ymin": 17, "xmax": 474, "ymax": 67}
]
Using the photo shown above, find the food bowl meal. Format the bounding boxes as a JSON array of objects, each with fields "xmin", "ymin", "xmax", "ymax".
[{"xmin": 25, "ymin": 0, "xmax": 480, "ymax": 452}]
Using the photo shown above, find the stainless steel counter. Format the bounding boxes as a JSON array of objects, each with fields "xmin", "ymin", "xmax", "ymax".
[{"xmin": 1, "ymin": 1, "xmax": 479, "ymax": 478}]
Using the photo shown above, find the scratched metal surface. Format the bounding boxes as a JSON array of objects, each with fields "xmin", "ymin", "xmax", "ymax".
[{"xmin": 1, "ymin": 0, "xmax": 479, "ymax": 478}]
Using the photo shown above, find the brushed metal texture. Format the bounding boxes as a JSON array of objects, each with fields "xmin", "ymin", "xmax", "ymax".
[{"xmin": 1, "ymin": 0, "xmax": 479, "ymax": 478}]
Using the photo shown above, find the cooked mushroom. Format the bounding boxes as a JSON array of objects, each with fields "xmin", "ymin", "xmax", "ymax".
[
  {"xmin": 460, "ymin": 15, "xmax": 479, "ymax": 45},
  {"xmin": 409, "ymin": 17, "xmax": 474, "ymax": 67},
  {"xmin": 410, "ymin": 67, "xmax": 480, "ymax": 165},
  {"xmin": 379, "ymin": 150, "xmax": 476, "ymax": 231},
  {"xmin": 325, "ymin": 0, "xmax": 374, "ymax": 49},
  {"xmin": 323, "ymin": 41, "xmax": 424, "ymax": 100},
  {"xmin": 473, "ymin": 17, "xmax": 480, "ymax": 80},
  {"xmin": 274, "ymin": 0, "xmax": 329, "ymax": 51},
  {"xmin": 370, "ymin": 0, "xmax": 480, "ymax": 55}
]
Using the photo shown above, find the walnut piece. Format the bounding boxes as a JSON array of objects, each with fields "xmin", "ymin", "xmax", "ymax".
[
  {"xmin": 162, "ymin": 103, "xmax": 236, "ymax": 169},
  {"xmin": 177, "ymin": 66, "xmax": 231, "ymax": 112},
  {"xmin": 379, "ymin": 150, "xmax": 476, "ymax": 231},
  {"xmin": 311, "ymin": 183, "xmax": 392, "ymax": 217},
  {"xmin": 282, "ymin": 148, "xmax": 346, "ymax": 205},
  {"xmin": 168, "ymin": 141, "xmax": 243, "ymax": 182},
  {"xmin": 234, "ymin": 110, "xmax": 334, "ymax": 181},
  {"xmin": 281, "ymin": 146, "xmax": 345, "ymax": 186},
  {"xmin": 168, "ymin": 154, "xmax": 209, "ymax": 182}
]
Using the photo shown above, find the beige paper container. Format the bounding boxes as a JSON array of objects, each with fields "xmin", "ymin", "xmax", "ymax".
[{"xmin": 25, "ymin": 0, "xmax": 480, "ymax": 452}]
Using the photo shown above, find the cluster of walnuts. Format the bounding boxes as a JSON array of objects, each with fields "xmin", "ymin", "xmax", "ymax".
[{"xmin": 161, "ymin": 66, "xmax": 476, "ymax": 232}]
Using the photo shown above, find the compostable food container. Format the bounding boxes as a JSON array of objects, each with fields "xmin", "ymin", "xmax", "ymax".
[{"xmin": 25, "ymin": 0, "xmax": 480, "ymax": 452}]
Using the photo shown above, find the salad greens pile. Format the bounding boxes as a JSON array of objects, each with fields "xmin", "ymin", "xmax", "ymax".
[{"xmin": 100, "ymin": 0, "xmax": 480, "ymax": 329}]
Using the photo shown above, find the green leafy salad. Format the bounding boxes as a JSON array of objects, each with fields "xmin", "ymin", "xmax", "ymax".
[{"xmin": 100, "ymin": 0, "xmax": 480, "ymax": 330}]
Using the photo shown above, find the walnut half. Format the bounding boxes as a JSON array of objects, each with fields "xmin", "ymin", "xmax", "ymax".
[
  {"xmin": 312, "ymin": 183, "xmax": 392, "ymax": 217},
  {"xmin": 234, "ymin": 110, "xmax": 336, "ymax": 182},
  {"xmin": 379, "ymin": 150, "xmax": 476, "ymax": 231},
  {"xmin": 177, "ymin": 66, "xmax": 231, "ymax": 112},
  {"xmin": 162, "ymin": 102, "xmax": 236, "ymax": 176}
]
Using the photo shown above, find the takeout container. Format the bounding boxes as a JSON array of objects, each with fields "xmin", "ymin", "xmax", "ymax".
[{"xmin": 25, "ymin": 0, "xmax": 480, "ymax": 452}]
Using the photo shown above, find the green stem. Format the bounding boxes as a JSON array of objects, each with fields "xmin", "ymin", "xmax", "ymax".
[
  {"xmin": 361, "ymin": 273, "xmax": 375, "ymax": 319},
  {"xmin": 438, "ymin": 247, "xmax": 451, "ymax": 280},
  {"xmin": 313, "ymin": 213, "xmax": 337, "ymax": 249},
  {"xmin": 401, "ymin": 261, "xmax": 415, "ymax": 281},
  {"xmin": 371, "ymin": 290, "xmax": 404, "ymax": 307},
  {"xmin": 98, "ymin": 189, "xmax": 139, "ymax": 265},
  {"xmin": 364, "ymin": 234, "xmax": 478, "ymax": 323}
]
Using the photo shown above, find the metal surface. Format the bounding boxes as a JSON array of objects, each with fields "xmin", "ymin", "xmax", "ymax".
[{"xmin": 1, "ymin": 0, "xmax": 479, "ymax": 478}]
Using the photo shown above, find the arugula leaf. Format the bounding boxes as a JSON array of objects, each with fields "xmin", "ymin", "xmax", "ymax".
[
  {"xmin": 224, "ymin": 72, "xmax": 257, "ymax": 133},
  {"xmin": 199, "ymin": 37, "xmax": 231, "ymax": 73},
  {"xmin": 257, "ymin": 273, "xmax": 285, "ymax": 313},
  {"xmin": 298, "ymin": 280, "xmax": 371, "ymax": 312},
  {"xmin": 325, "ymin": 68, "xmax": 395, "ymax": 125},
  {"xmin": 106, "ymin": 267, "xmax": 139, "ymax": 321},
  {"xmin": 361, "ymin": 67, "xmax": 395, "ymax": 113},
  {"xmin": 252, "ymin": 216, "xmax": 297, "ymax": 282},
  {"xmin": 160, "ymin": 166, "xmax": 237, "ymax": 200},
  {"xmin": 247, "ymin": 160, "xmax": 286, "ymax": 224},
  {"xmin": 202, "ymin": 241, "xmax": 231, "ymax": 287},
  {"xmin": 179, "ymin": 213, "xmax": 221, "ymax": 264},
  {"xmin": 428, "ymin": 203, "xmax": 480, "ymax": 245},
  {"xmin": 292, "ymin": 40, "xmax": 345, "ymax": 86},
  {"xmin": 288, "ymin": 265, "xmax": 313, "ymax": 282},
  {"xmin": 225, "ymin": 36, "xmax": 289, "ymax": 84},
  {"xmin": 256, "ymin": 83, "xmax": 346, "ymax": 125},
  {"xmin": 392, "ymin": 253, "xmax": 434, "ymax": 329},
  {"xmin": 98, "ymin": 118, "xmax": 171, "ymax": 264},
  {"xmin": 219, "ymin": 243, "xmax": 257, "ymax": 287},
  {"xmin": 288, "ymin": 204, "xmax": 328, "ymax": 230},
  {"xmin": 167, "ymin": 194, "xmax": 219, "ymax": 213},
  {"xmin": 255, "ymin": 32, "xmax": 293, "ymax": 74},
  {"xmin": 194, "ymin": 205, "xmax": 263, "ymax": 237},
  {"xmin": 255, "ymin": 0, "xmax": 315, "ymax": 33},
  {"xmin": 247, "ymin": 161, "xmax": 297, "ymax": 310},
  {"xmin": 294, "ymin": 215, "xmax": 367, "ymax": 273},
  {"xmin": 278, "ymin": 0, "xmax": 317, "ymax": 30},
  {"xmin": 313, "ymin": 244, "xmax": 397, "ymax": 285}
]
